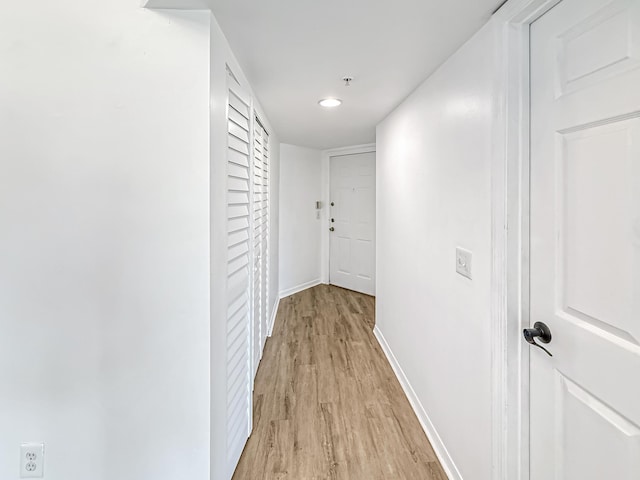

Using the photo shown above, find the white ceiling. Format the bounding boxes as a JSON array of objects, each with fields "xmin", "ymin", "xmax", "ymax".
[{"xmin": 211, "ymin": 0, "xmax": 502, "ymax": 150}]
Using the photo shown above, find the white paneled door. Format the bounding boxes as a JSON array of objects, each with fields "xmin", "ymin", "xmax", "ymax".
[
  {"xmin": 530, "ymin": 0, "xmax": 640, "ymax": 479},
  {"xmin": 329, "ymin": 152, "xmax": 376, "ymax": 296}
]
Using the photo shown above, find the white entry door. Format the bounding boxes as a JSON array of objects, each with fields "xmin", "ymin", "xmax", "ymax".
[
  {"xmin": 530, "ymin": 0, "xmax": 640, "ymax": 478},
  {"xmin": 329, "ymin": 151, "xmax": 376, "ymax": 296}
]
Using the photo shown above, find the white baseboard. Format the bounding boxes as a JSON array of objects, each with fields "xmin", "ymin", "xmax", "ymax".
[
  {"xmin": 373, "ymin": 326, "xmax": 462, "ymax": 480},
  {"xmin": 279, "ymin": 279, "xmax": 321, "ymax": 299},
  {"xmin": 267, "ymin": 297, "xmax": 280, "ymax": 337}
]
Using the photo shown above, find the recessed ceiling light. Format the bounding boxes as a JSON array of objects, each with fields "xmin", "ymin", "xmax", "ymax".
[{"xmin": 318, "ymin": 98, "xmax": 342, "ymax": 108}]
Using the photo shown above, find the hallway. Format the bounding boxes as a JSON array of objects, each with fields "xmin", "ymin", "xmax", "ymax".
[{"xmin": 232, "ymin": 285, "xmax": 446, "ymax": 480}]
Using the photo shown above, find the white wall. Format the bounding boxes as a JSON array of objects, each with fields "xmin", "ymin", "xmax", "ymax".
[
  {"xmin": 376, "ymin": 22, "xmax": 497, "ymax": 480},
  {"xmin": 0, "ymin": 3, "xmax": 211, "ymax": 480},
  {"xmin": 279, "ymin": 144, "xmax": 323, "ymax": 296}
]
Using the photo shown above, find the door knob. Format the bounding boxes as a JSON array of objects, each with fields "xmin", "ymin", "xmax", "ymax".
[
  {"xmin": 523, "ymin": 321, "xmax": 553, "ymax": 356},
  {"xmin": 329, "ymin": 227, "xmax": 335, "ymax": 232},
  {"xmin": 331, "ymin": 202, "xmax": 335, "ymax": 206}
]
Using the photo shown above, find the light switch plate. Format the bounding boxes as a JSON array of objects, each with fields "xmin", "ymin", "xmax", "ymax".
[
  {"xmin": 456, "ymin": 247, "xmax": 472, "ymax": 279},
  {"xmin": 20, "ymin": 443, "xmax": 44, "ymax": 478}
]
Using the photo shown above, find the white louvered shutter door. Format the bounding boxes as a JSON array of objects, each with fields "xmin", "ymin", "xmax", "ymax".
[
  {"xmin": 253, "ymin": 119, "xmax": 270, "ymax": 365},
  {"xmin": 252, "ymin": 123, "xmax": 264, "ymax": 375},
  {"xmin": 226, "ymin": 85, "xmax": 252, "ymax": 475},
  {"xmin": 260, "ymin": 128, "xmax": 269, "ymax": 345}
]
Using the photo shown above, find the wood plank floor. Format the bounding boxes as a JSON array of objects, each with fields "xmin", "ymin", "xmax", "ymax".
[{"xmin": 232, "ymin": 284, "xmax": 447, "ymax": 480}]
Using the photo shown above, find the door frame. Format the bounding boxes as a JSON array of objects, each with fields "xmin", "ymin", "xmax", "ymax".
[
  {"xmin": 491, "ymin": 1, "xmax": 562, "ymax": 479},
  {"xmin": 320, "ymin": 143, "xmax": 376, "ymax": 286}
]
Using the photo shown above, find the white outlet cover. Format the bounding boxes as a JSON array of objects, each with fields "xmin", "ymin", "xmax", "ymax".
[
  {"xmin": 20, "ymin": 443, "xmax": 44, "ymax": 478},
  {"xmin": 456, "ymin": 247, "xmax": 472, "ymax": 279}
]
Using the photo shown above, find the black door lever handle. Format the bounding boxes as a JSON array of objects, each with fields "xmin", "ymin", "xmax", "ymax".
[{"xmin": 523, "ymin": 322, "xmax": 553, "ymax": 357}]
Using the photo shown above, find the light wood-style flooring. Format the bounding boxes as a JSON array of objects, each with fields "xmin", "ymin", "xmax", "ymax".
[{"xmin": 233, "ymin": 284, "xmax": 447, "ymax": 480}]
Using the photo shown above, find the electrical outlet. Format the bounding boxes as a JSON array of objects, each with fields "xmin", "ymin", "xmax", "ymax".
[
  {"xmin": 456, "ymin": 247, "xmax": 472, "ymax": 279},
  {"xmin": 20, "ymin": 443, "xmax": 44, "ymax": 478}
]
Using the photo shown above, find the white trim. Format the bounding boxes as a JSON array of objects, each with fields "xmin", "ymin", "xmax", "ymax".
[
  {"xmin": 279, "ymin": 279, "xmax": 322, "ymax": 299},
  {"xmin": 374, "ymin": 326, "xmax": 462, "ymax": 480},
  {"xmin": 142, "ymin": 0, "xmax": 214, "ymax": 9},
  {"xmin": 321, "ymin": 153, "xmax": 331, "ymax": 284},
  {"xmin": 490, "ymin": 2, "xmax": 562, "ymax": 480},
  {"xmin": 324, "ymin": 143, "xmax": 376, "ymax": 157},
  {"xmin": 320, "ymin": 143, "xmax": 376, "ymax": 285},
  {"xmin": 267, "ymin": 297, "xmax": 280, "ymax": 337}
]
